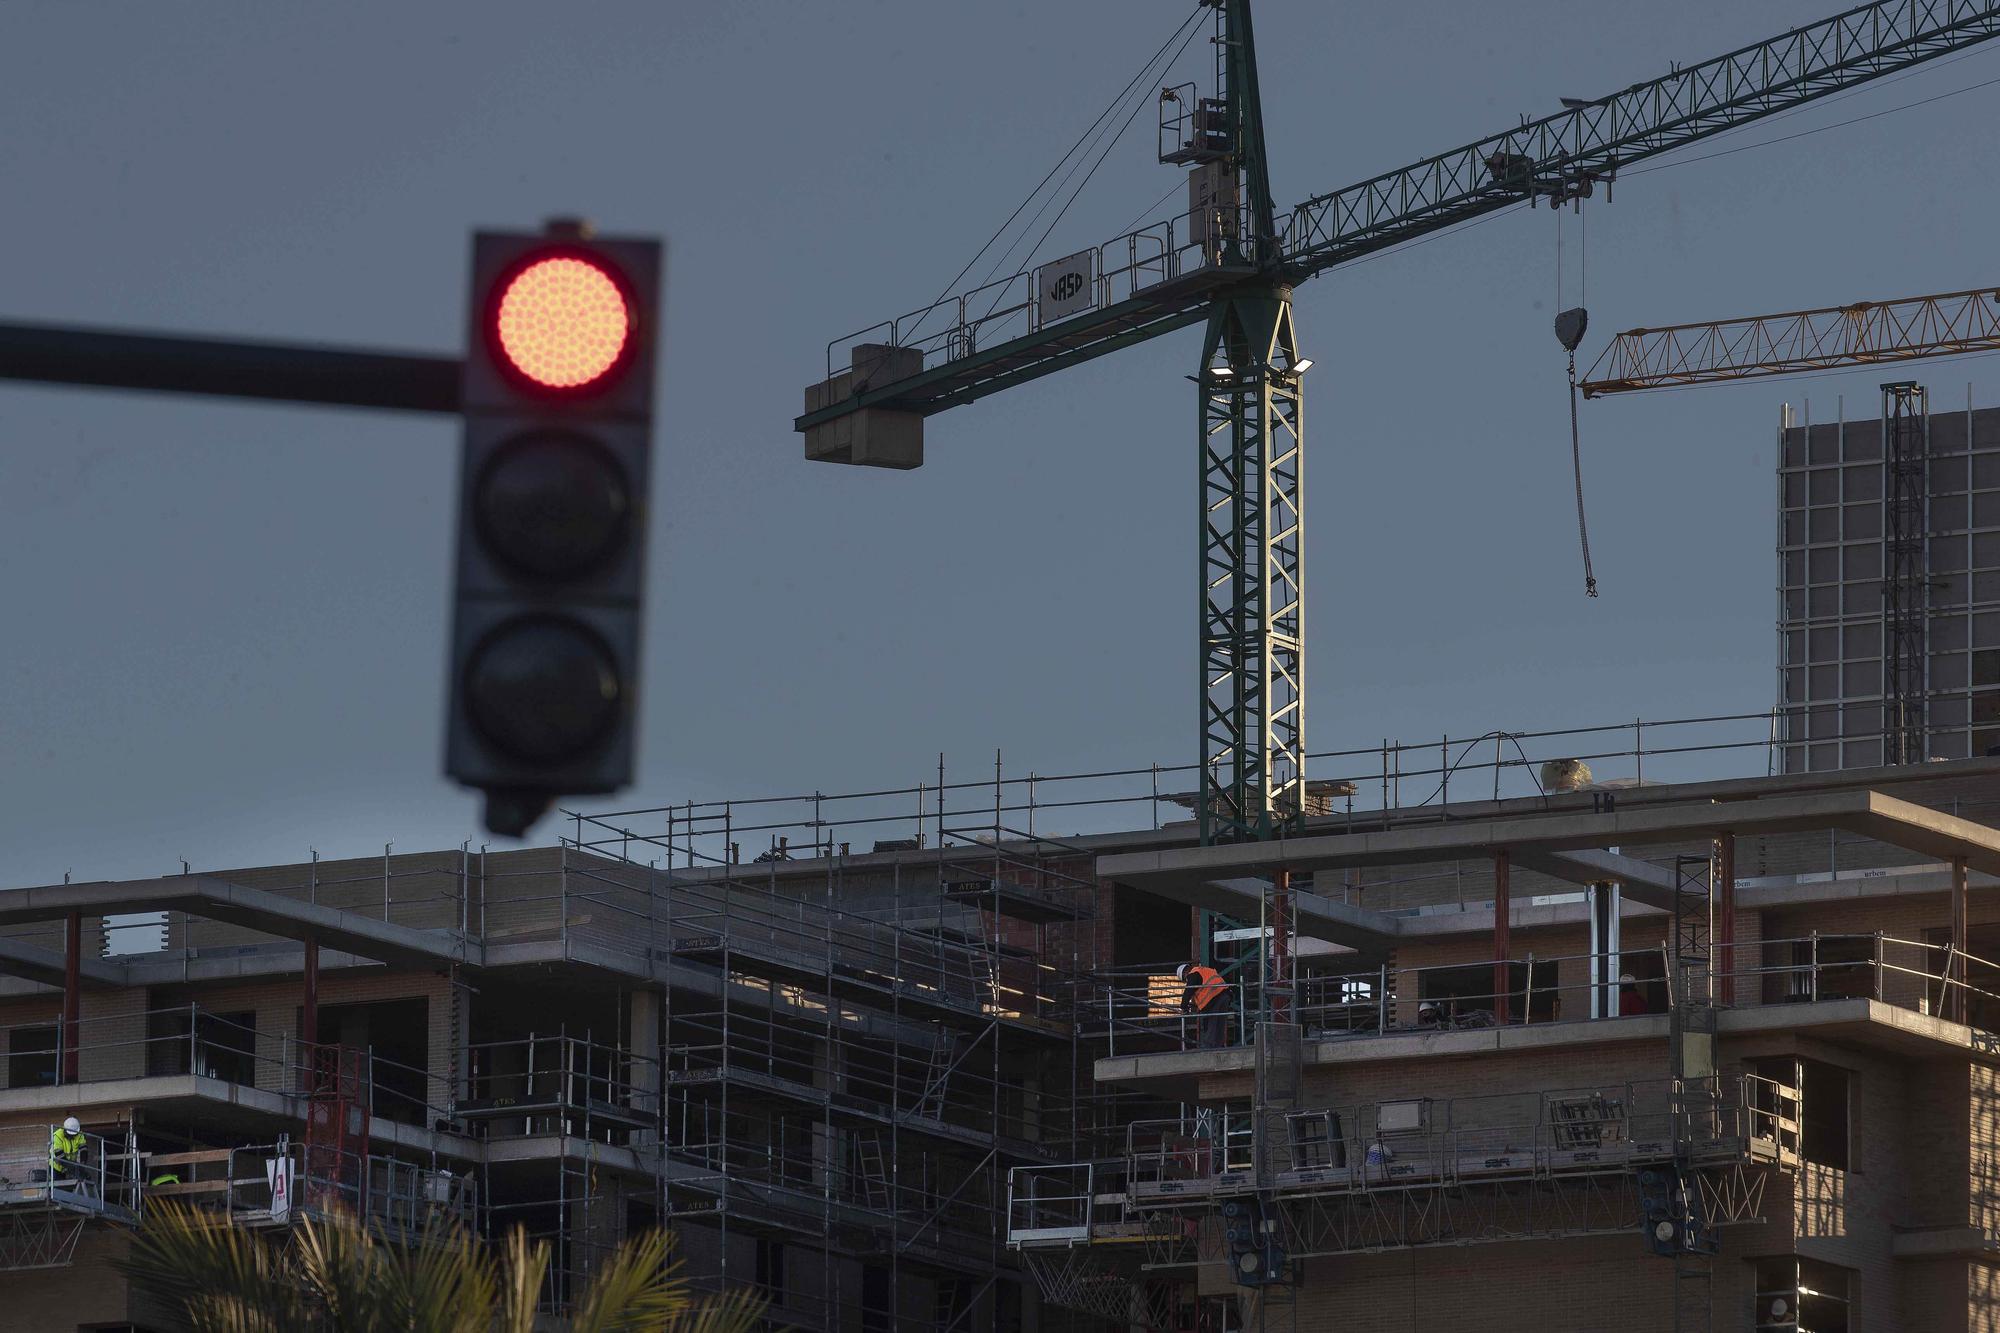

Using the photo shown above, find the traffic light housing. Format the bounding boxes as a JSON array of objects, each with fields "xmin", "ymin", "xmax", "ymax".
[{"xmin": 447, "ymin": 225, "xmax": 662, "ymax": 837}]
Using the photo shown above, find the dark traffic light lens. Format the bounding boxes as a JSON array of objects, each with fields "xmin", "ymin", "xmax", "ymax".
[
  {"xmin": 474, "ymin": 431, "xmax": 631, "ymax": 580},
  {"xmin": 464, "ymin": 615, "xmax": 622, "ymax": 763}
]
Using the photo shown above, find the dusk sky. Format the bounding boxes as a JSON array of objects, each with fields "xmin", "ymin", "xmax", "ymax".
[{"xmin": 6, "ymin": 1, "xmax": 2000, "ymax": 885}]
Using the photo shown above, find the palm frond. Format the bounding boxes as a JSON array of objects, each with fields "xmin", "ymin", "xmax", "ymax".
[
  {"xmin": 292, "ymin": 1207, "xmax": 395, "ymax": 1332},
  {"xmin": 379, "ymin": 1217, "xmax": 500, "ymax": 1333},
  {"xmin": 669, "ymin": 1285, "xmax": 775, "ymax": 1333},
  {"xmin": 495, "ymin": 1226, "xmax": 551, "ymax": 1333},
  {"xmin": 116, "ymin": 1200, "xmax": 306, "ymax": 1332},
  {"xmin": 568, "ymin": 1227, "xmax": 686, "ymax": 1333}
]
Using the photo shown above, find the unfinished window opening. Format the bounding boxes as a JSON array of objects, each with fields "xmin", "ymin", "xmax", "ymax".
[
  {"xmin": 1757, "ymin": 1056, "xmax": 1851, "ymax": 1170},
  {"xmin": 1297, "ymin": 968, "xmax": 1380, "ymax": 1035},
  {"xmin": 1752, "ymin": 1254, "xmax": 1851, "ymax": 1331},
  {"xmin": 148, "ymin": 1009, "xmax": 259, "ymax": 1085},
  {"xmin": 309, "ymin": 997, "xmax": 430, "ymax": 1126},
  {"xmin": 1415, "ymin": 961, "xmax": 1557, "ymax": 1026},
  {"xmin": 752, "ymin": 1237, "xmax": 786, "ymax": 1301},
  {"xmin": 1925, "ymin": 922, "xmax": 2000, "ymax": 1032},
  {"xmin": 1617, "ymin": 948, "xmax": 1668, "ymax": 1015},
  {"xmin": 861, "ymin": 1263, "xmax": 892, "ymax": 1333},
  {"xmin": 1791, "ymin": 935, "xmax": 1876, "ymax": 1000},
  {"xmin": 6, "ymin": 1025, "xmax": 57, "ymax": 1089}
]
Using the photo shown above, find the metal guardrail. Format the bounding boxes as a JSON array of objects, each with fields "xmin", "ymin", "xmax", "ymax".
[
  {"xmin": 665, "ymin": 1101, "xmax": 1002, "ymax": 1242},
  {"xmin": 1116, "ymin": 1075, "xmax": 1797, "ymax": 1202},
  {"xmin": 0, "ymin": 1124, "xmax": 140, "ymax": 1217},
  {"xmin": 820, "ymin": 205, "xmax": 1256, "ymax": 382},
  {"xmin": 1005, "ymin": 1075, "xmax": 1798, "ymax": 1245},
  {"xmin": 1081, "ymin": 949, "xmax": 1675, "ymax": 1055},
  {"xmin": 461, "ymin": 1033, "xmax": 658, "ymax": 1139},
  {"xmin": 1081, "ymin": 933, "xmax": 2000, "ymax": 1058},
  {"xmin": 664, "ymin": 1005, "xmax": 1064, "ymax": 1144},
  {"xmin": 570, "ymin": 708, "xmax": 1801, "ymax": 868},
  {"xmin": 140, "ymin": 1139, "xmax": 474, "ymax": 1233}
]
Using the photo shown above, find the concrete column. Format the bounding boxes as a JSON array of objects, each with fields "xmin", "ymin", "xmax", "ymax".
[
  {"xmin": 1588, "ymin": 883, "xmax": 1621, "ymax": 1019},
  {"xmin": 1492, "ymin": 850, "xmax": 1512, "ymax": 1025},
  {"xmin": 302, "ymin": 938, "xmax": 319, "ymax": 1050},
  {"xmin": 627, "ymin": 988, "xmax": 661, "ymax": 1145},
  {"xmin": 61, "ymin": 912, "xmax": 80, "ymax": 1086}
]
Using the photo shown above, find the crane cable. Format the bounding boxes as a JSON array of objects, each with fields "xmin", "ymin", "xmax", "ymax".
[
  {"xmin": 1568, "ymin": 347, "xmax": 1598, "ymax": 598},
  {"xmin": 909, "ymin": 2, "xmax": 1207, "ymax": 343},
  {"xmin": 1557, "ymin": 205, "xmax": 1598, "ymax": 598}
]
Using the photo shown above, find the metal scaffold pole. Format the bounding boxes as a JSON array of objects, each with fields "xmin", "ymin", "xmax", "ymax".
[{"xmin": 1882, "ymin": 380, "xmax": 1931, "ymax": 764}]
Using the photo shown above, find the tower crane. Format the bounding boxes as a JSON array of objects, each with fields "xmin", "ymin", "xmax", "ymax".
[
  {"xmin": 1580, "ymin": 280, "xmax": 2000, "ymax": 817},
  {"xmin": 1580, "ymin": 283, "xmax": 2000, "ymax": 395},
  {"xmin": 795, "ymin": 0, "xmax": 2000, "ymax": 858}
]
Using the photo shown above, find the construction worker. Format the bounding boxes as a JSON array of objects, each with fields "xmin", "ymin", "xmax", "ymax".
[
  {"xmin": 1177, "ymin": 962, "xmax": 1231, "ymax": 1049},
  {"xmin": 48, "ymin": 1117, "xmax": 86, "ymax": 1190}
]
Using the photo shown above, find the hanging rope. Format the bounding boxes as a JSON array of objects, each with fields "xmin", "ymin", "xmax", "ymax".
[
  {"xmin": 1555, "ymin": 201, "xmax": 1597, "ymax": 598},
  {"xmin": 1567, "ymin": 349, "xmax": 1599, "ymax": 598}
]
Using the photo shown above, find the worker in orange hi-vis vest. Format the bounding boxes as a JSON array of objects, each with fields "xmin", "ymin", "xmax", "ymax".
[{"xmin": 1177, "ymin": 962, "xmax": 1231, "ymax": 1049}]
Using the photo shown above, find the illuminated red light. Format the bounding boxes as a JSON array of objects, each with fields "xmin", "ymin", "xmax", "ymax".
[{"xmin": 491, "ymin": 255, "xmax": 632, "ymax": 391}]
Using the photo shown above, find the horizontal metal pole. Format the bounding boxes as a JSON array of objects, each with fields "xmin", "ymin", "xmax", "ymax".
[{"xmin": 0, "ymin": 321, "xmax": 461, "ymax": 414}]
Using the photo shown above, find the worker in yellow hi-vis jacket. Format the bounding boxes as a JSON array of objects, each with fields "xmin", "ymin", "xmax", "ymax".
[{"xmin": 48, "ymin": 1117, "xmax": 85, "ymax": 1190}]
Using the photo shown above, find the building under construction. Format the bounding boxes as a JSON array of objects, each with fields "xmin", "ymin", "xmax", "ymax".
[
  {"xmin": 9, "ymin": 0, "xmax": 2000, "ymax": 1319},
  {"xmin": 2, "ymin": 696, "xmax": 2000, "ymax": 1328}
]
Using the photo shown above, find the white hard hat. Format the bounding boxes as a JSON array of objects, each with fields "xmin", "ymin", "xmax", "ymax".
[
  {"xmin": 1619, "ymin": 974, "xmax": 1636, "ymax": 985},
  {"xmin": 62, "ymin": 1117, "xmax": 80, "ymax": 1135},
  {"xmin": 1176, "ymin": 963, "xmax": 1191, "ymax": 979}
]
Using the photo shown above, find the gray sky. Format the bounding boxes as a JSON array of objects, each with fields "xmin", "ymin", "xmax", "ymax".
[{"xmin": 6, "ymin": 1, "xmax": 2000, "ymax": 885}]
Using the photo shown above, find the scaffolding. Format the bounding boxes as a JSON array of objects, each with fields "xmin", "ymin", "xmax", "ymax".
[
  {"xmin": 16, "ymin": 707, "xmax": 2000, "ymax": 1324},
  {"xmin": 567, "ymin": 758, "xmax": 1117, "ymax": 1331}
]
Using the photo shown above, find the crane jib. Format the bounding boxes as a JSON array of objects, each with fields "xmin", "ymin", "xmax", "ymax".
[
  {"xmin": 1282, "ymin": 0, "xmax": 2000, "ymax": 275},
  {"xmin": 798, "ymin": 0, "xmax": 2000, "ymax": 437}
]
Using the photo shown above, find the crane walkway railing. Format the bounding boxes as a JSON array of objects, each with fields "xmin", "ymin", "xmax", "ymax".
[{"xmin": 819, "ymin": 205, "xmax": 1256, "ymax": 384}]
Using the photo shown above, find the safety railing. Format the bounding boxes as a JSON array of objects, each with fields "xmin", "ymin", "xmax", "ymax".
[
  {"xmin": 664, "ymin": 1003, "xmax": 1067, "ymax": 1146},
  {"xmin": 550, "ymin": 855, "xmax": 1075, "ymax": 1027},
  {"xmin": 0, "ymin": 1123, "xmax": 141, "ymax": 1217},
  {"xmin": 568, "ymin": 707, "xmax": 1814, "ymax": 870},
  {"xmin": 1004, "ymin": 1162, "xmax": 1097, "ymax": 1246},
  {"xmin": 819, "ymin": 204, "xmax": 1255, "ymax": 382},
  {"xmin": 664, "ymin": 1103, "xmax": 1001, "ymax": 1247},
  {"xmin": 461, "ymin": 1033, "xmax": 659, "ymax": 1140},
  {"xmin": 0, "ymin": 1005, "xmax": 455, "ymax": 1131},
  {"xmin": 140, "ymin": 1139, "xmax": 473, "ymax": 1233},
  {"xmin": 1084, "ymin": 949, "xmax": 1677, "ymax": 1056},
  {"xmin": 1121, "ymin": 1075, "xmax": 1797, "ymax": 1202},
  {"xmin": 1697, "ymin": 932, "xmax": 2000, "ymax": 1031},
  {"xmin": 1077, "ymin": 966, "xmax": 1254, "ymax": 1052},
  {"xmin": 1092, "ymin": 931, "xmax": 2000, "ymax": 1057},
  {"xmin": 1124, "ymin": 1106, "xmax": 1257, "ymax": 1188}
]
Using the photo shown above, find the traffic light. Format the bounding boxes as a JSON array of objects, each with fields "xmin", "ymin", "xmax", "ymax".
[{"xmin": 447, "ymin": 223, "xmax": 662, "ymax": 837}]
